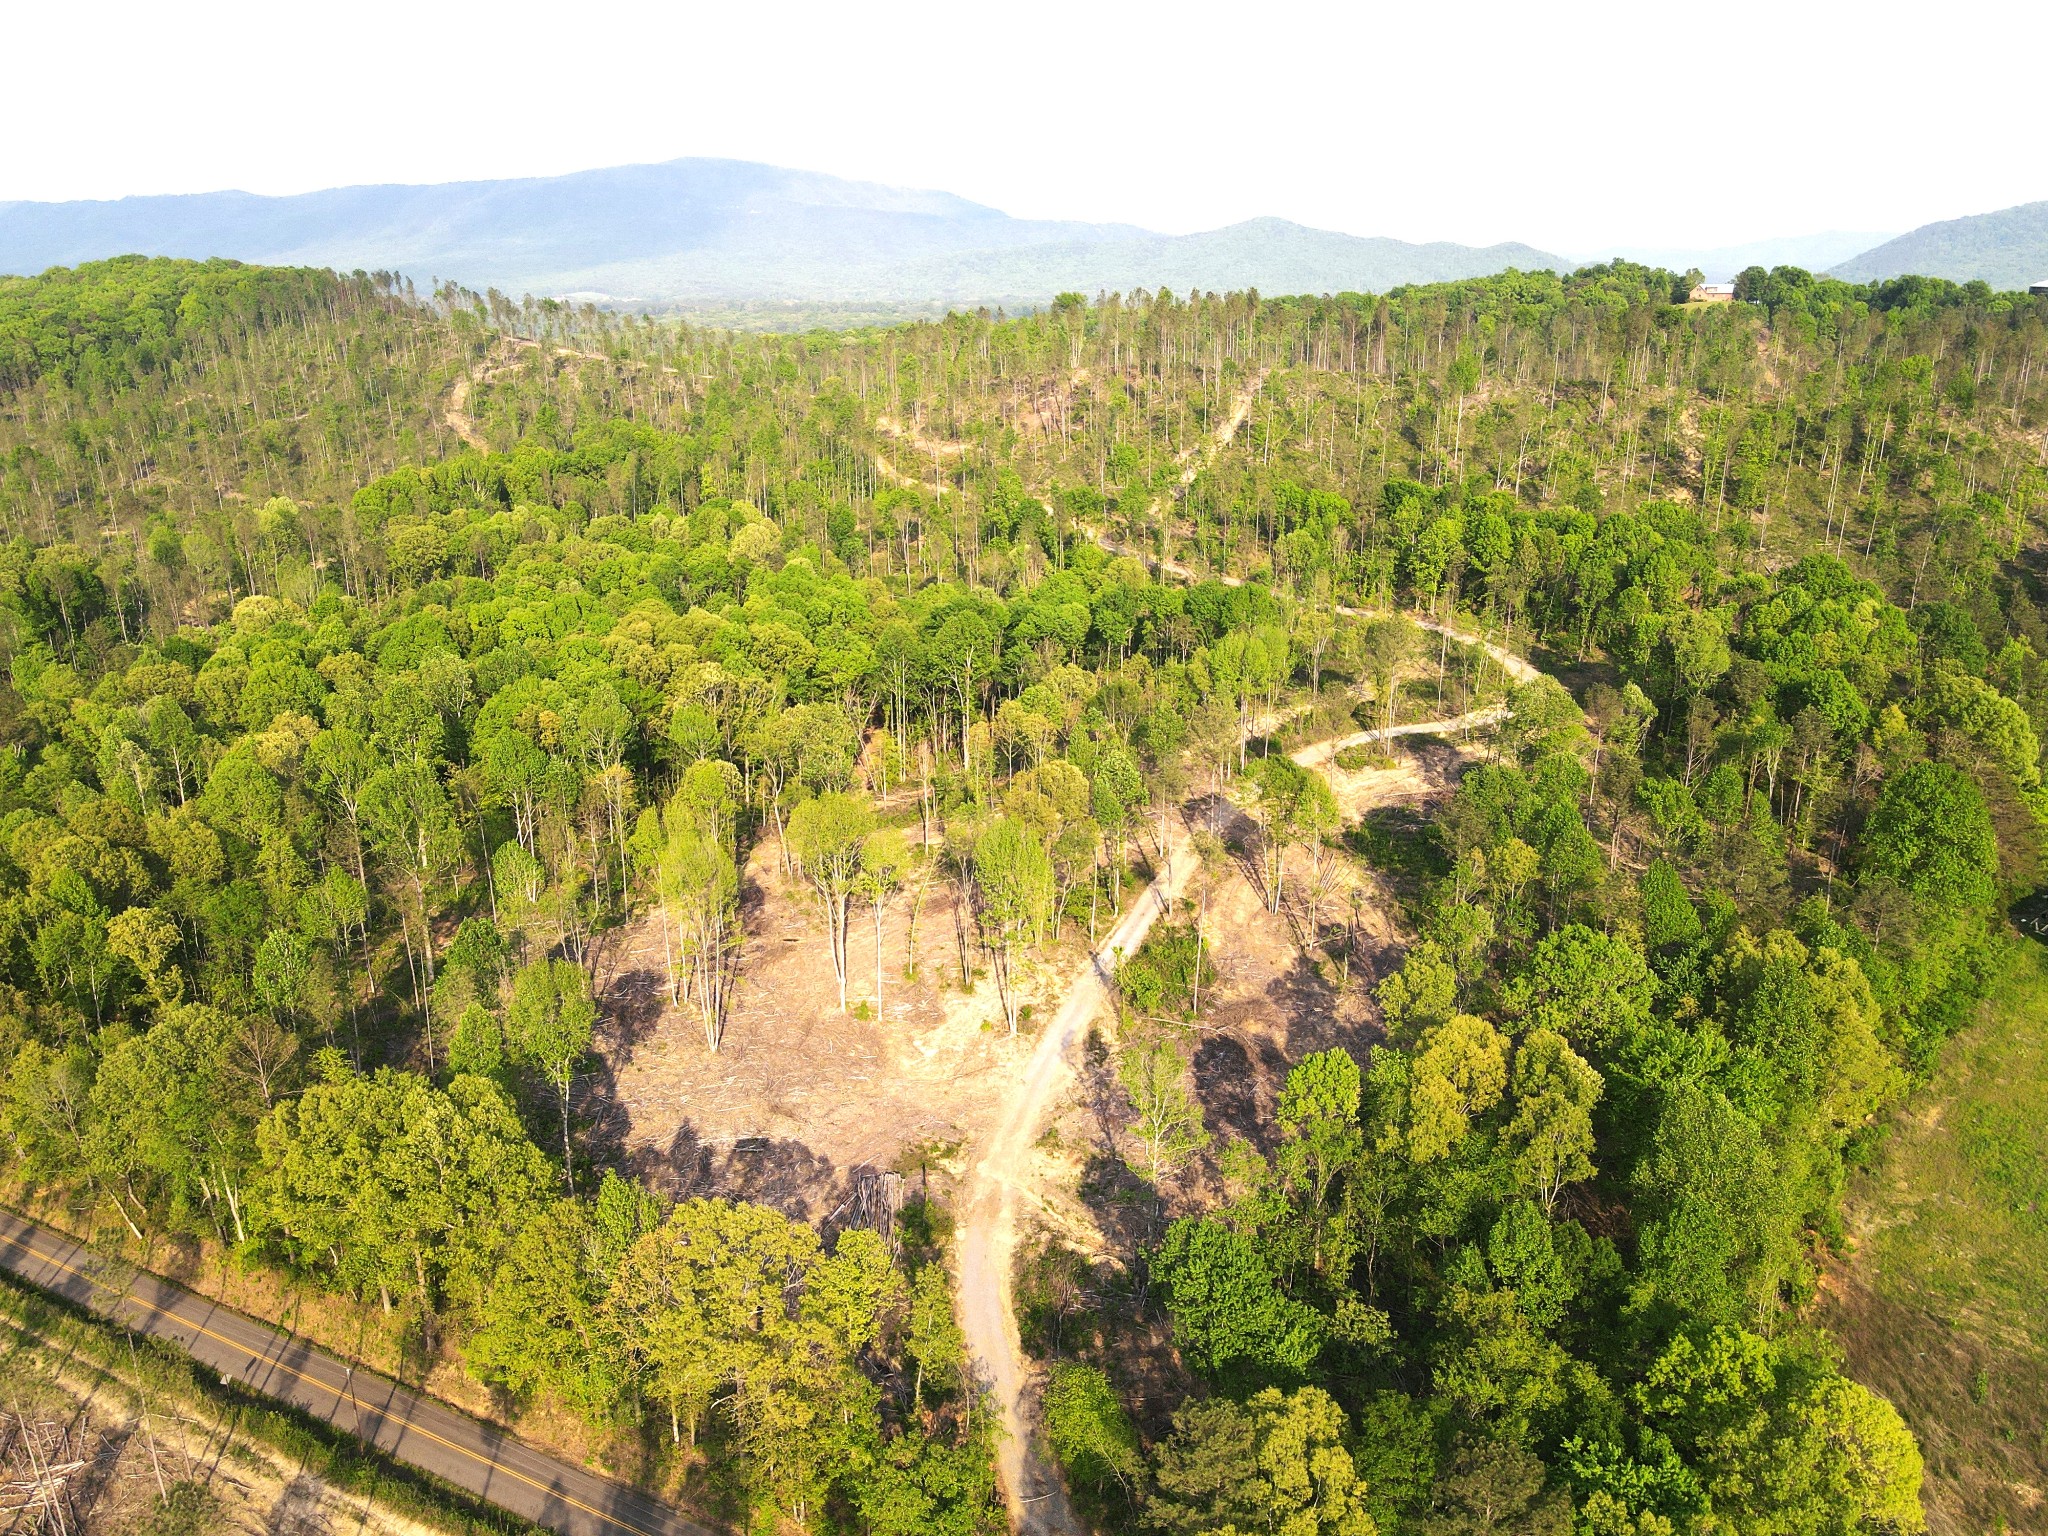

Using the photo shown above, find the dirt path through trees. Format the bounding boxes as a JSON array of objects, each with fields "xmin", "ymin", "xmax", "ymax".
[
  {"xmin": 958, "ymin": 366, "xmax": 1274, "ymax": 1535},
  {"xmin": 444, "ymin": 367, "xmax": 488, "ymax": 450},
  {"xmin": 444, "ymin": 337, "xmax": 678, "ymax": 454},
  {"xmin": 954, "ymin": 361, "xmax": 1557, "ymax": 1534},
  {"xmin": 953, "ymin": 692, "xmax": 1536, "ymax": 1533},
  {"xmin": 957, "ymin": 828, "xmax": 1197, "ymax": 1536}
]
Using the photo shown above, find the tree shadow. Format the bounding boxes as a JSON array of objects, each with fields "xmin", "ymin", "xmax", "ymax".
[
  {"xmin": 574, "ymin": 1050, "xmax": 633, "ymax": 1176},
  {"xmin": 1404, "ymin": 735, "xmax": 1472, "ymax": 788},
  {"xmin": 1078, "ymin": 1025, "xmax": 1125, "ymax": 1161},
  {"xmin": 1191, "ymin": 1033, "xmax": 1272, "ymax": 1147},
  {"xmin": 1075, "ymin": 1149, "xmax": 1161, "ymax": 1280},
  {"xmin": 621, "ymin": 1119, "xmax": 889, "ymax": 1232},
  {"xmin": 594, "ymin": 960, "xmax": 666, "ymax": 1055},
  {"xmin": 1265, "ymin": 950, "xmax": 1361, "ymax": 1062},
  {"xmin": 1347, "ymin": 802, "xmax": 1448, "ymax": 895},
  {"xmin": 264, "ymin": 1473, "xmax": 331, "ymax": 1536}
]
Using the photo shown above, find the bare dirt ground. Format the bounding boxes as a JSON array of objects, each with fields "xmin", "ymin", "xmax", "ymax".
[
  {"xmin": 1029, "ymin": 775, "xmax": 1432, "ymax": 1231},
  {"xmin": 975, "ymin": 775, "xmax": 1448, "ymax": 1485},
  {"xmin": 443, "ymin": 338, "xmax": 681, "ymax": 456},
  {"xmin": 588, "ymin": 837, "xmax": 1099, "ymax": 1224},
  {"xmin": 874, "ymin": 415, "xmax": 973, "ymax": 459},
  {"xmin": 956, "ymin": 821, "xmax": 1198, "ymax": 1536},
  {"xmin": 1310, "ymin": 735, "xmax": 1481, "ymax": 824},
  {"xmin": 443, "ymin": 365, "xmax": 489, "ymax": 451}
]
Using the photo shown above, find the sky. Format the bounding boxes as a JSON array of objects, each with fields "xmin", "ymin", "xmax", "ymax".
[{"xmin": 5, "ymin": 0, "xmax": 2041, "ymax": 254}]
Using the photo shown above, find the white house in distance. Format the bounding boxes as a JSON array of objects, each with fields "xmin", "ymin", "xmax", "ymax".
[
  {"xmin": 1689, "ymin": 282, "xmax": 1738, "ymax": 303},
  {"xmin": 2032, "ymin": 279, "xmax": 2048, "ymax": 296}
]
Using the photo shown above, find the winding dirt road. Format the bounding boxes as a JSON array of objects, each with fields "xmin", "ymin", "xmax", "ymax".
[
  {"xmin": 445, "ymin": 366, "xmax": 489, "ymax": 450},
  {"xmin": 954, "ymin": 360, "xmax": 1553, "ymax": 1535},
  {"xmin": 956, "ymin": 368, "xmax": 1276, "ymax": 1535},
  {"xmin": 443, "ymin": 337, "xmax": 682, "ymax": 454},
  {"xmin": 952, "ymin": 363, "xmax": 1577, "ymax": 1532},
  {"xmin": 952, "ymin": 688, "xmax": 1522, "ymax": 1532},
  {"xmin": 956, "ymin": 832, "xmax": 1196, "ymax": 1536}
]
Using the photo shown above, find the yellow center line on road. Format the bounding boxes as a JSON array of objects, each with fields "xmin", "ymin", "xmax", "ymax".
[{"xmin": 3, "ymin": 1228, "xmax": 680, "ymax": 1536}]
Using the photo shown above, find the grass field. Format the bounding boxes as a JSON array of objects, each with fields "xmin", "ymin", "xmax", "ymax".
[{"xmin": 1825, "ymin": 935, "xmax": 2048, "ymax": 1534}]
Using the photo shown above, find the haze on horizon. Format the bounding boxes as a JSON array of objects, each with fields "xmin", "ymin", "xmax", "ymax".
[{"xmin": 8, "ymin": 0, "xmax": 2042, "ymax": 258}]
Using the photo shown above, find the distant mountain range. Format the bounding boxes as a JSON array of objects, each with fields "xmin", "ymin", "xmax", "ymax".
[
  {"xmin": 4, "ymin": 159, "xmax": 2043, "ymax": 311},
  {"xmin": 1828, "ymin": 200, "xmax": 2048, "ymax": 289},
  {"xmin": 0, "ymin": 158, "xmax": 1564, "ymax": 312}
]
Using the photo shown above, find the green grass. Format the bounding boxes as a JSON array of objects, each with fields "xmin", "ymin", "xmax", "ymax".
[
  {"xmin": 1826, "ymin": 935, "xmax": 2048, "ymax": 1535},
  {"xmin": 1860, "ymin": 938, "xmax": 2048, "ymax": 1352}
]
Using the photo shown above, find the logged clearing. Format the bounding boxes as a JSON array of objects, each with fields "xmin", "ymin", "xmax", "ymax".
[
  {"xmin": 1313, "ymin": 735, "xmax": 1482, "ymax": 828},
  {"xmin": 1823, "ymin": 936, "xmax": 2048, "ymax": 1535},
  {"xmin": 592, "ymin": 830, "xmax": 1140, "ymax": 1221}
]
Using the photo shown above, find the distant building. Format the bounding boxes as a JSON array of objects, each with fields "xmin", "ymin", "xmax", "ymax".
[
  {"xmin": 2033, "ymin": 280, "xmax": 2048, "ymax": 296},
  {"xmin": 1689, "ymin": 282, "xmax": 1737, "ymax": 303}
]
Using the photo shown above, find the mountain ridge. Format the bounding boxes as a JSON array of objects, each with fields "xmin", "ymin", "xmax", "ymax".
[
  {"xmin": 0, "ymin": 157, "xmax": 1565, "ymax": 309},
  {"xmin": 1828, "ymin": 200, "xmax": 2048, "ymax": 287}
]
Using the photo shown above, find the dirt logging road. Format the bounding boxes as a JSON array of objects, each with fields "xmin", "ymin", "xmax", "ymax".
[
  {"xmin": 956, "ymin": 686, "xmax": 1559, "ymax": 1533},
  {"xmin": 1289, "ymin": 704, "xmax": 1510, "ymax": 770},
  {"xmin": 958, "ymin": 828, "xmax": 1199, "ymax": 1536},
  {"xmin": 0, "ymin": 1207, "xmax": 710, "ymax": 1536},
  {"xmin": 957, "ymin": 357, "xmax": 1563, "ymax": 1531},
  {"xmin": 958, "ymin": 357, "xmax": 1567, "ymax": 1530}
]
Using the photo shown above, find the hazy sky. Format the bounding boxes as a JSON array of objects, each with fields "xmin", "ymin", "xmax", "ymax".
[{"xmin": 7, "ymin": 0, "xmax": 2039, "ymax": 253}]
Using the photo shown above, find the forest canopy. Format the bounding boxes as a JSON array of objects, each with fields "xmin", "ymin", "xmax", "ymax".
[{"xmin": 1, "ymin": 253, "xmax": 2045, "ymax": 1535}]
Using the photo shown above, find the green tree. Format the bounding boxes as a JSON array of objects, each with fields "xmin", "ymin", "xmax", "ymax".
[
  {"xmin": 1118, "ymin": 1033, "xmax": 1210, "ymax": 1190},
  {"xmin": 1144, "ymin": 1387, "xmax": 1376, "ymax": 1536},
  {"xmin": 1504, "ymin": 1029, "xmax": 1602, "ymax": 1212},
  {"xmin": 1405, "ymin": 1014, "xmax": 1510, "ymax": 1164},
  {"xmin": 1044, "ymin": 1362, "xmax": 1141, "ymax": 1492},
  {"xmin": 1092, "ymin": 743, "xmax": 1145, "ymax": 903},
  {"xmin": 362, "ymin": 759, "xmax": 463, "ymax": 1061},
  {"xmin": 904, "ymin": 1261, "xmax": 964, "ymax": 1407},
  {"xmin": 505, "ymin": 958, "xmax": 596, "ymax": 1191},
  {"xmin": 788, "ymin": 790, "xmax": 876, "ymax": 1012},
  {"xmin": 1421, "ymin": 1438, "xmax": 1569, "ymax": 1536},
  {"xmin": 1153, "ymin": 1217, "xmax": 1328, "ymax": 1386},
  {"xmin": 636, "ymin": 789, "xmax": 741, "ymax": 1049},
  {"xmin": 465, "ymin": 1198, "xmax": 621, "ymax": 1416},
  {"xmin": 1275, "ymin": 1048, "xmax": 1365, "ymax": 1276},
  {"xmin": 605, "ymin": 1196, "xmax": 822, "ymax": 1447},
  {"xmin": 858, "ymin": 827, "xmax": 909, "ymax": 1016},
  {"xmin": 1234, "ymin": 754, "xmax": 1318, "ymax": 913},
  {"xmin": 1635, "ymin": 1327, "xmax": 1923, "ymax": 1536},
  {"xmin": 1639, "ymin": 859, "xmax": 1701, "ymax": 953},
  {"xmin": 973, "ymin": 817, "xmax": 1054, "ymax": 1034},
  {"xmin": 255, "ymin": 1061, "xmax": 552, "ymax": 1317}
]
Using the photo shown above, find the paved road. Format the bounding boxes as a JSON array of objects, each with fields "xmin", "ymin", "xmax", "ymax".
[{"xmin": 0, "ymin": 1207, "xmax": 712, "ymax": 1536}]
